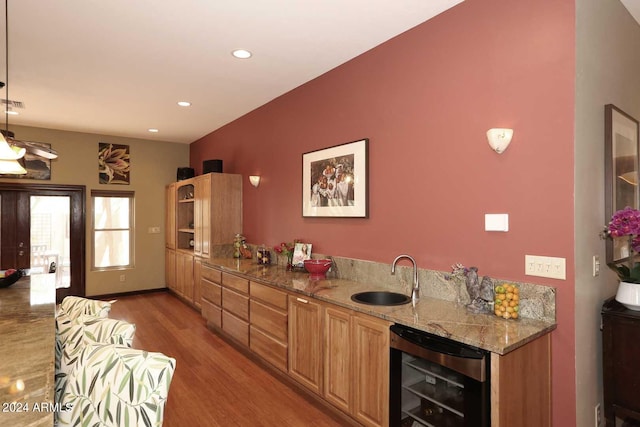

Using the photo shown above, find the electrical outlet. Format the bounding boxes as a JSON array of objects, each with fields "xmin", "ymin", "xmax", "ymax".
[
  {"xmin": 595, "ymin": 403, "xmax": 602, "ymax": 427},
  {"xmin": 525, "ymin": 255, "xmax": 566, "ymax": 280},
  {"xmin": 119, "ymin": 274, "xmax": 126, "ymax": 282}
]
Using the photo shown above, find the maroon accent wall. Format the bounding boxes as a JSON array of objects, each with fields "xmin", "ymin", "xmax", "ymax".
[{"xmin": 191, "ymin": 0, "xmax": 576, "ymax": 424}]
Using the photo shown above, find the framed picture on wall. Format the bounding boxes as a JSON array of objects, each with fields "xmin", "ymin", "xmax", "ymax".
[
  {"xmin": 605, "ymin": 104, "xmax": 640, "ymax": 265},
  {"xmin": 302, "ymin": 138, "xmax": 368, "ymax": 218},
  {"xmin": 98, "ymin": 142, "xmax": 130, "ymax": 185}
]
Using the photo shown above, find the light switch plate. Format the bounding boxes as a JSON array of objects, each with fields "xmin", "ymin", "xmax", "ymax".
[
  {"xmin": 485, "ymin": 214, "xmax": 509, "ymax": 232},
  {"xmin": 525, "ymin": 255, "xmax": 566, "ymax": 280}
]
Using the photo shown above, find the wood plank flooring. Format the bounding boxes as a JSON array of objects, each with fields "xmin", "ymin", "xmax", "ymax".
[{"xmin": 108, "ymin": 291, "xmax": 349, "ymax": 427}]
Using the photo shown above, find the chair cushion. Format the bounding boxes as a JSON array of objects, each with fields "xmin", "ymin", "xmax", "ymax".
[
  {"xmin": 55, "ymin": 314, "xmax": 136, "ymax": 409},
  {"xmin": 57, "ymin": 343, "xmax": 176, "ymax": 427},
  {"xmin": 59, "ymin": 295, "xmax": 112, "ymax": 319}
]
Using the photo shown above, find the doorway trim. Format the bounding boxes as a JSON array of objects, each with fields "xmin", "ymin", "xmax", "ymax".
[{"xmin": 0, "ymin": 183, "xmax": 86, "ymax": 301}]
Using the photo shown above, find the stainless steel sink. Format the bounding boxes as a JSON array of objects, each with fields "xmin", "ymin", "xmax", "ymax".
[{"xmin": 350, "ymin": 291, "xmax": 411, "ymax": 306}]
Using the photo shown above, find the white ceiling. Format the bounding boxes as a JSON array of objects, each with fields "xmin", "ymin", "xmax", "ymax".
[{"xmin": 0, "ymin": 0, "xmax": 464, "ymax": 144}]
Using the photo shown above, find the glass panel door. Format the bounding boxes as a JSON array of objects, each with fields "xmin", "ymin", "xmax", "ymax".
[{"xmin": 30, "ymin": 196, "xmax": 70, "ymax": 289}]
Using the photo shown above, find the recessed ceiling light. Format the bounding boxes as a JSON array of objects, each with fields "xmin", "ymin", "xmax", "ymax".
[
  {"xmin": 232, "ymin": 49, "xmax": 252, "ymax": 59},
  {"xmin": 177, "ymin": 101, "xmax": 191, "ymax": 107},
  {"xmin": 148, "ymin": 128, "xmax": 159, "ymax": 133}
]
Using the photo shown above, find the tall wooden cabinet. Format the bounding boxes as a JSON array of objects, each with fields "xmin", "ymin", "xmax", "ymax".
[
  {"xmin": 165, "ymin": 183, "xmax": 176, "ymax": 250},
  {"xmin": 165, "ymin": 173, "xmax": 242, "ymax": 308}
]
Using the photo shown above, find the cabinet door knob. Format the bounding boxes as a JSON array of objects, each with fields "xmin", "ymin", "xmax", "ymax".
[{"xmin": 296, "ymin": 297, "xmax": 308, "ymax": 304}]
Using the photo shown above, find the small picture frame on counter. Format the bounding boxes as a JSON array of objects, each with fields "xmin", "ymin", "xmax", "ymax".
[{"xmin": 291, "ymin": 243, "xmax": 312, "ymax": 268}]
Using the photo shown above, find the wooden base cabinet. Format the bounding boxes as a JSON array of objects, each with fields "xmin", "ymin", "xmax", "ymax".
[
  {"xmin": 324, "ymin": 306, "xmax": 390, "ymax": 427},
  {"xmin": 250, "ymin": 282, "xmax": 288, "ymax": 372},
  {"xmin": 200, "ymin": 264, "xmax": 222, "ymax": 329},
  {"xmin": 324, "ymin": 307, "xmax": 352, "ymax": 414},
  {"xmin": 490, "ymin": 333, "xmax": 551, "ymax": 427},
  {"xmin": 602, "ymin": 298, "xmax": 640, "ymax": 427},
  {"xmin": 352, "ymin": 313, "xmax": 390, "ymax": 427},
  {"xmin": 288, "ymin": 295, "xmax": 323, "ymax": 395},
  {"xmin": 221, "ymin": 272, "xmax": 250, "ymax": 346},
  {"xmin": 193, "ymin": 257, "xmax": 202, "ymax": 310}
]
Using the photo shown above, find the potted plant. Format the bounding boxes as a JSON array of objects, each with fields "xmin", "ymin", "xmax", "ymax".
[
  {"xmin": 273, "ymin": 240, "xmax": 300, "ymax": 271},
  {"xmin": 604, "ymin": 206, "xmax": 640, "ymax": 310}
]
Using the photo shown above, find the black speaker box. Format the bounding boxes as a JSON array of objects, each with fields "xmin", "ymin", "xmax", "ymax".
[
  {"xmin": 203, "ymin": 159, "xmax": 223, "ymax": 174},
  {"xmin": 177, "ymin": 167, "xmax": 195, "ymax": 181}
]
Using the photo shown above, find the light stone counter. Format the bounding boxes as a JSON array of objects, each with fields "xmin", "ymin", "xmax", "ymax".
[
  {"xmin": 0, "ymin": 274, "xmax": 56, "ymax": 427},
  {"xmin": 208, "ymin": 258, "xmax": 556, "ymax": 355}
]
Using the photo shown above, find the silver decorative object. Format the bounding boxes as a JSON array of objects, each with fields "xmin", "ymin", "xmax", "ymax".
[{"xmin": 464, "ymin": 266, "xmax": 494, "ymax": 314}]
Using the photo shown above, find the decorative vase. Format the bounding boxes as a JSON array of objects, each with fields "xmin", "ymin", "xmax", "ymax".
[
  {"xmin": 616, "ymin": 281, "xmax": 640, "ymax": 311},
  {"xmin": 286, "ymin": 253, "xmax": 293, "ymax": 271}
]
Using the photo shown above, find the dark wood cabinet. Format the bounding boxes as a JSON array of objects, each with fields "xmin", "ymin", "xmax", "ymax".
[{"xmin": 602, "ymin": 298, "xmax": 640, "ymax": 427}]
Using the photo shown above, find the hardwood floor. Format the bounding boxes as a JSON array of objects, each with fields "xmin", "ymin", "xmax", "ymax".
[{"xmin": 108, "ymin": 291, "xmax": 349, "ymax": 427}]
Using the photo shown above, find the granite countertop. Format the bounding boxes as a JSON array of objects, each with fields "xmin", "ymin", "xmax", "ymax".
[
  {"xmin": 0, "ymin": 274, "xmax": 56, "ymax": 427},
  {"xmin": 208, "ymin": 258, "xmax": 557, "ymax": 355}
]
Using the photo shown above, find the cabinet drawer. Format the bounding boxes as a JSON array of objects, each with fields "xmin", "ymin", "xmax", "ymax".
[
  {"xmin": 250, "ymin": 326, "xmax": 287, "ymax": 372},
  {"xmin": 250, "ymin": 300, "xmax": 287, "ymax": 342},
  {"xmin": 202, "ymin": 299, "xmax": 221, "ymax": 329},
  {"xmin": 223, "ymin": 310, "xmax": 249, "ymax": 346},
  {"xmin": 201, "ymin": 265, "xmax": 222, "ymax": 284},
  {"xmin": 222, "ymin": 272, "xmax": 249, "ymax": 294},
  {"xmin": 201, "ymin": 278, "xmax": 221, "ymax": 306},
  {"xmin": 250, "ymin": 282, "xmax": 287, "ymax": 310},
  {"xmin": 223, "ymin": 288, "xmax": 249, "ymax": 321}
]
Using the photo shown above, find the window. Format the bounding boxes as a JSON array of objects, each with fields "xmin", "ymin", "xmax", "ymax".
[{"xmin": 91, "ymin": 190, "xmax": 134, "ymax": 270}]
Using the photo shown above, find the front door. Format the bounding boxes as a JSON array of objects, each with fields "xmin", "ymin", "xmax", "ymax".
[
  {"xmin": 0, "ymin": 191, "xmax": 30, "ymax": 270},
  {"xmin": 0, "ymin": 184, "xmax": 85, "ymax": 302}
]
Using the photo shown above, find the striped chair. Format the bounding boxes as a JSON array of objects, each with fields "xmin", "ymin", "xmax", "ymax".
[
  {"xmin": 55, "ymin": 314, "xmax": 136, "ymax": 408},
  {"xmin": 57, "ymin": 343, "xmax": 176, "ymax": 427},
  {"xmin": 58, "ymin": 295, "xmax": 113, "ymax": 319}
]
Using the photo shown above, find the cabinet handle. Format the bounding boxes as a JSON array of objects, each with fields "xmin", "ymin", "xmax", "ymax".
[{"xmin": 296, "ymin": 297, "xmax": 308, "ymax": 304}]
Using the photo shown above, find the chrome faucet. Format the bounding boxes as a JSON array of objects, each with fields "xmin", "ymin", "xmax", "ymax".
[{"xmin": 391, "ymin": 254, "xmax": 419, "ymax": 303}]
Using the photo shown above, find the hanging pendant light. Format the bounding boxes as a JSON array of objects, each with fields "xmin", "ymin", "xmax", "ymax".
[{"xmin": 0, "ymin": 0, "xmax": 25, "ymax": 174}]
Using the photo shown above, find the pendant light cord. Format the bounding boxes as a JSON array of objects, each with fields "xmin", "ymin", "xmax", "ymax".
[{"xmin": 4, "ymin": 0, "xmax": 8, "ymax": 136}]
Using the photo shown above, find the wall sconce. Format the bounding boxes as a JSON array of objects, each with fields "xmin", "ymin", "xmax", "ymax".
[
  {"xmin": 619, "ymin": 171, "xmax": 638, "ymax": 186},
  {"xmin": 486, "ymin": 128, "xmax": 514, "ymax": 154},
  {"xmin": 249, "ymin": 175, "xmax": 261, "ymax": 187}
]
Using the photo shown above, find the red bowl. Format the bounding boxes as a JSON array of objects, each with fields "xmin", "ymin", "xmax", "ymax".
[{"xmin": 304, "ymin": 259, "xmax": 332, "ymax": 279}]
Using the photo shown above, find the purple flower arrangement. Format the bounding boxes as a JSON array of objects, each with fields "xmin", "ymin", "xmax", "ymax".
[{"xmin": 605, "ymin": 207, "xmax": 640, "ymax": 283}]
